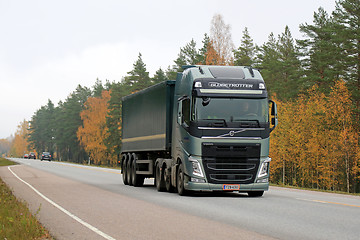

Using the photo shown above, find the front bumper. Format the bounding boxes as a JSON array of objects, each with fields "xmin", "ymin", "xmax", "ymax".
[{"xmin": 185, "ymin": 181, "xmax": 269, "ymax": 192}]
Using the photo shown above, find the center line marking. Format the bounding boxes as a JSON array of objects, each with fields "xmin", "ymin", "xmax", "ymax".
[{"xmin": 8, "ymin": 165, "xmax": 116, "ymax": 240}]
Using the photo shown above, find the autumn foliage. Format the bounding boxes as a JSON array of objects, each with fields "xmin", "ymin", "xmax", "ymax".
[
  {"xmin": 77, "ymin": 90, "xmax": 114, "ymax": 165},
  {"xmin": 270, "ymin": 80, "xmax": 360, "ymax": 193},
  {"xmin": 9, "ymin": 120, "xmax": 35, "ymax": 158}
]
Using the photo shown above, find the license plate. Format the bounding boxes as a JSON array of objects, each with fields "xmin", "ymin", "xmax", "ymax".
[{"xmin": 223, "ymin": 184, "xmax": 240, "ymax": 191}]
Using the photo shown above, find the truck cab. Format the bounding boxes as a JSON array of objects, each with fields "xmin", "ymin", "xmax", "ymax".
[{"xmin": 171, "ymin": 65, "xmax": 277, "ymax": 196}]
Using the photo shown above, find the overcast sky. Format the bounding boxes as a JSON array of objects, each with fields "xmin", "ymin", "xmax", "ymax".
[{"xmin": 0, "ymin": 0, "xmax": 336, "ymax": 139}]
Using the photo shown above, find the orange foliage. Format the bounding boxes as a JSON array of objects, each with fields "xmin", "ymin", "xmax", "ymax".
[
  {"xmin": 270, "ymin": 80, "xmax": 360, "ymax": 192},
  {"xmin": 205, "ymin": 40, "xmax": 223, "ymax": 65},
  {"xmin": 10, "ymin": 120, "xmax": 32, "ymax": 157},
  {"xmin": 77, "ymin": 90, "xmax": 112, "ymax": 165}
]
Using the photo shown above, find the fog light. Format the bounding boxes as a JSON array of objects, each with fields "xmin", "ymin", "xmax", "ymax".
[
  {"xmin": 191, "ymin": 177, "xmax": 206, "ymax": 183},
  {"xmin": 257, "ymin": 178, "xmax": 269, "ymax": 183}
]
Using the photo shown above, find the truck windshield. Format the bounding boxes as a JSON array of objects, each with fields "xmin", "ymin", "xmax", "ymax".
[{"xmin": 193, "ymin": 98, "xmax": 269, "ymax": 123}]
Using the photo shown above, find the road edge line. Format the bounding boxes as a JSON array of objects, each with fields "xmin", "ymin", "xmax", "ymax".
[{"xmin": 7, "ymin": 165, "xmax": 116, "ymax": 240}]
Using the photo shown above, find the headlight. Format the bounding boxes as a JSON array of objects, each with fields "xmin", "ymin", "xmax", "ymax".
[
  {"xmin": 189, "ymin": 156, "xmax": 204, "ymax": 177},
  {"xmin": 258, "ymin": 158, "xmax": 271, "ymax": 178}
]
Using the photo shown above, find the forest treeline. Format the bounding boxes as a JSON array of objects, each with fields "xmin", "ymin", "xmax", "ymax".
[{"xmin": 2, "ymin": 0, "xmax": 360, "ymax": 193}]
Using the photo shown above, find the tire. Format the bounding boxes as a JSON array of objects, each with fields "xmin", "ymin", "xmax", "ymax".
[
  {"xmin": 131, "ymin": 155, "xmax": 144, "ymax": 187},
  {"xmin": 165, "ymin": 167, "xmax": 174, "ymax": 192},
  {"xmin": 155, "ymin": 164, "xmax": 166, "ymax": 192},
  {"xmin": 177, "ymin": 163, "xmax": 188, "ymax": 196},
  {"xmin": 247, "ymin": 191, "xmax": 264, "ymax": 197},
  {"xmin": 122, "ymin": 157, "xmax": 128, "ymax": 185},
  {"xmin": 127, "ymin": 155, "xmax": 133, "ymax": 186}
]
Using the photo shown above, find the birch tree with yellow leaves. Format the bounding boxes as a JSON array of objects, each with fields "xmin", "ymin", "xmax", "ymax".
[{"xmin": 77, "ymin": 90, "xmax": 113, "ymax": 165}]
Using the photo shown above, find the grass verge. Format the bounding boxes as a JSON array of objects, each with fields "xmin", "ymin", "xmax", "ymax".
[
  {"xmin": 0, "ymin": 157, "xmax": 17, "ymax": 166},
  {"xmin": 0, "ymin": 157, "xmax": 52, "ymax": 239}
]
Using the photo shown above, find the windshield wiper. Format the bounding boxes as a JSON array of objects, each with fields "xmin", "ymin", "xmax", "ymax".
[
  {"xmin": 200, "ymin": 118, "xmax": 228, "ymax": 127},
  {"xmin": 233, "ymin": 119, "xmax": 260, "ymax": 127}
]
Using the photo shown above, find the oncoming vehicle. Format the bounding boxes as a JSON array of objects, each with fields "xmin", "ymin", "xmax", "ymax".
[
  {"xmin": 41, "ymin": 152, "xmax": 52, "ymax": 161},
  {"xmin": 28, "ymin": 152, "xmax": 36, "ymax": 159}
]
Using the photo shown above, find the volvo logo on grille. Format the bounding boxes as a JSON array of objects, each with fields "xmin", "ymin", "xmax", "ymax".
[{"xmin": 216, "ymin": 129, "xmax": 247, "ymax": 138}]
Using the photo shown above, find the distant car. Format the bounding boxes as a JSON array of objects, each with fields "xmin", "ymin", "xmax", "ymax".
[
  {"xmin": 28, "ymin": 152, "xmax": 36, "ymax": 159},
  {"xmin": 41, "ymin": 152, "xmax": 52, "ymax": 161},
  {"xmin": 23, "ymin": 154, "xmax": 29, "ymax": 158}
]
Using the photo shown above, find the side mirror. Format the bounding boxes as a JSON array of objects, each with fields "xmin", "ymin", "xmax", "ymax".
[{"xmin": 269, "ymin": 100, "xmax": 278, "ymax": 133}]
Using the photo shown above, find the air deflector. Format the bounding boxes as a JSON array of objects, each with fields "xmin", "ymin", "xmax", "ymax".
[{"xmin": 209, "ymin": 67, "xmax": 245, "ymax": 79}]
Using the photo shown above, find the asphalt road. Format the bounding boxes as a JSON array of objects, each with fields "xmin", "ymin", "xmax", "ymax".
[{"xmin": 1, "ymin": 158, "xmax": 360, "ymax": 240}]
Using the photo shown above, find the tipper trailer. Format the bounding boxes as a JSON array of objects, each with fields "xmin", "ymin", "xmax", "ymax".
[{"xmin": 121, "ymin": 65, "xmax": 278, "ymax": 196}]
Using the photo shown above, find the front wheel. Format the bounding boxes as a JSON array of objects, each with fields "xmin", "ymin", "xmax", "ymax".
[{"xmin": 177, "ymin": 163, "xmax": 188, "ymax": 196}]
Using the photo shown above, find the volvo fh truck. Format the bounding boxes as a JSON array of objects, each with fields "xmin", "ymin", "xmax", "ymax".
[{"xmin": 120, "ymin": 65, "xmax": 278, "ymax": 196}]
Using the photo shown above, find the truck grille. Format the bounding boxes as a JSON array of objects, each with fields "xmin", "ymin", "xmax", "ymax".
[{"xmin": 202, "ymin": 143, "xmax": 260, "ymax": 184}]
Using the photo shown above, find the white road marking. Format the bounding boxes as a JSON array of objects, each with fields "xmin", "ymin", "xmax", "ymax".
[{"xmin": 8, "ymin": 165, "xmax": 116, "ymax": 240}]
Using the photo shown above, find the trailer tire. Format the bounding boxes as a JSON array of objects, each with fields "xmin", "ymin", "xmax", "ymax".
[
  {"xmin": 177, "ymin": 163, "xmax": 188, "ymax": 196},
  {"xmin": 122, "ymin": 156, "xmax": 128, "ymax": 185},
  {"xmin": 131, "ymin": 156, "xmax": 144, "ymax": 187},
  {"xmin": 155, "ymin": 164, "xmax": 166, "ymax": 192},
  {"xmin": 127, "ymin": 155, "xmax": 133, "ymax": 186}
]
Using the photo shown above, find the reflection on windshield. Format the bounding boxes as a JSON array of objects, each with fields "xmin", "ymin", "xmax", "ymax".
[{"xmin": 193, "ymin": 98, "xmax": 269, "ymax": 123}]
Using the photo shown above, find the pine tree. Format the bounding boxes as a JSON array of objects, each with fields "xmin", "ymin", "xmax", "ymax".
[
  {"xmin": 198, "ymin": 33, "xmax": 210, "ymax": 65},
  {"xmin": 298, "ymin": 7, "xmax": 341, "ymax": 93},
  {"xmin": 105, "ymin": 81, "xmax": 129, "ymax": 163},
  {"xmin": 256, "ymin": 33, "xmax": 282, "ymax": 98},
  {"xmin": 53, "ymin": 85, "xmax": 91, "ymax": 162},
  {"xmin": 277, "ymin": 26, "xmax": 302, "ymax": 100},
  {"xmin": 332, "ymin": 0, "xmax": 360, "ymax": 128},
  {"xmin": 28, "ymin": 100, "xmax": 55, "ymax": 155},
  {"xmin": 234, "ymin": 27, "xmax": 256, "ymax": 66},
  {"xmin": 152, "ymin": 68, "xmax": 167, "ymax": 84},
  {"xmin": 92, "ymin": 78, "xmax": 105, "ymax": 97},
  {"xmin": 124, "ymin": 53, "xmax": 151, "ymax": 92}
]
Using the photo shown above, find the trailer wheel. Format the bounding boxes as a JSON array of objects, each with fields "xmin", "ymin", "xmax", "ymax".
[
  {"xmin": 122, "ymin": 155, "xmax": 128, "ymax": 185},
  {"xmin": 131, "ymin": 155, "xmax": 144, "ymax": 187},
  {"xmin": 127, "ymin": 154, "xmax": 133, "ymax": 186},
  {"xmin": 155, "ymin": 164, "xmax": 166, "ymax": 192},
  {"xmin": 177, "ymin": 163, "xmax": 188, "ymax": 196}
]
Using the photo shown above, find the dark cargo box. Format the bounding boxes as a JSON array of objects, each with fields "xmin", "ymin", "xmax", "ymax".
[{"xmin": 121, "ymin": 81, "xmax": 175, "ymax": 153}]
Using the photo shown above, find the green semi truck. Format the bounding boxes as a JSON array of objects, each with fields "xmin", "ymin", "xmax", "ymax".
[{"xmin": 120, "ymin": 65, "xmax": 278, "ymax": 196}]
